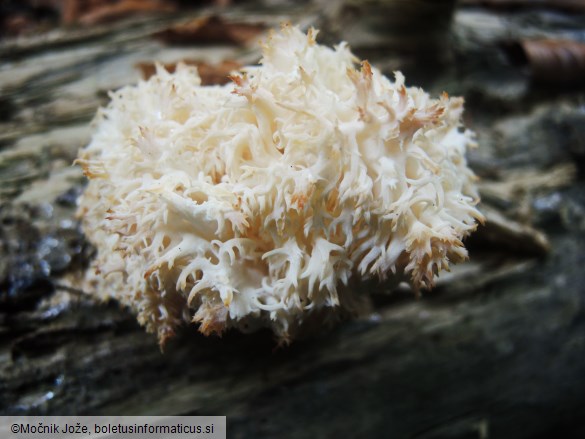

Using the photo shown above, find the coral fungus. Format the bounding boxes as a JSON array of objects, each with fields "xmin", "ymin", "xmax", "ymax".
[{"xmin": 76, "ymin": 24, "xmax": 483, "ymax": 344}]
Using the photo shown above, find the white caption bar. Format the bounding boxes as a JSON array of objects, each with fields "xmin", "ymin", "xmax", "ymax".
[{"xmin": 1, "ymin": 416, "xmax": 226, "ymax": 439}]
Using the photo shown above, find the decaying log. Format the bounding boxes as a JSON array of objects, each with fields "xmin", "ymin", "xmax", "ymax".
[{"xmin": 1, "ymin": 4, "xmax": 585, "ymax": 439}]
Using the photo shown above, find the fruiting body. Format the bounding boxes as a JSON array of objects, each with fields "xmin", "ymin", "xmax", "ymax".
[{"xmin": 77, "ymin": 25, "xmax": 483, "ymax": 344}]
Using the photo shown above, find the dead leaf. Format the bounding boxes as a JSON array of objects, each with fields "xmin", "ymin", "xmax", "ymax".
[
  {"xmin": 155, "ymin": 15, "xmax": 265, "ymax": 46},
  {"xmin": 77, "ymin": 0, "xmax": 177, "ymax": 26},
  {"xmin": 518, "ymin": 39, "xmax": 585, "ymax": 83},
  {"xmin": 136, "ymin": 60, "xmax": 241, "ymax": 85}
]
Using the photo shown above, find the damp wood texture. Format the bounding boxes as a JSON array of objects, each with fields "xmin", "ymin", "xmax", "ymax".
[{"xmin": 1, "ymin": 2, "xmax": 585, "ymax": 438}]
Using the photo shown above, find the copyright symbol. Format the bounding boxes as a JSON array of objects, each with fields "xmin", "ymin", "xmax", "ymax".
[{"xmin": 11, "ymin": 424, "xmax": 19, "ymax": 434}]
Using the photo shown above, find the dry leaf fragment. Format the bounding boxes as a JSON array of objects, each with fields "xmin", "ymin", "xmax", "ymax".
[
  {"xmin": 506, "ymin": 39, "xmax": 585, "ymax": 83},
  {"xmin": 76, "ymin": 0, "xmax": 177, "ymax": 26},
  {"xmin": 155, "ymin": 15, "xmax": 265, "ymax": 46},
  {"xmin": 136, "ymin": 60, "xmax": 241, "ymax": 85},
  {"xmin": 521, "ymin": 39, "xmax": 585, "ymax": 83}
]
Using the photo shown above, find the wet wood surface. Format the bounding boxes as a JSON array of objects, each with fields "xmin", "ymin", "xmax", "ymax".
[{"xmin": 2, "ymin": 2, "xmax": 585, "ymax": 438}]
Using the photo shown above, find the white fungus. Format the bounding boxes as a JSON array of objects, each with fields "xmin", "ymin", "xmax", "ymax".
[{"xmin": 77, "ymin": 24, "xmax": 484, "ymax": 344}]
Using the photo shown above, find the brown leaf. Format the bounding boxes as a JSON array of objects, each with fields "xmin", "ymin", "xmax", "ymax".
[
  {"xmin": 62, "ymin": 0, "xmax": 82, "ymax": 25},
  {"xmin": 77, "ymin": 0, "xmax": 177, "ymax": 26},
  {"xmin": 155, "ymin": 15, "xmax": 265, "ymax": 46},
  {"xmin": 507, "ymin": 39, "xmax": 585, "ymax": 84},
  {"xmin": 136, "ymin": 60, "xmax": 242, "ymax": 85}
]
